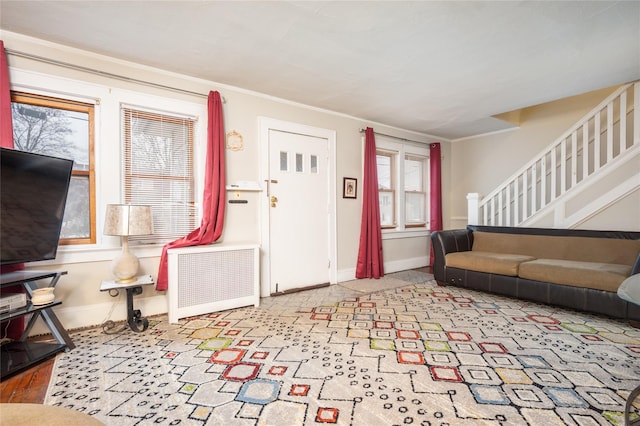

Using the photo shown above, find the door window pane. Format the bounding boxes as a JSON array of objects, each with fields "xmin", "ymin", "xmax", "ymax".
[
  {"xmin": 296, "ymin": 153, "xmax": 303, "ymax": 172},
  {"xmin": 280, "ymin": 151, "xmax": 288, "ymax": 172},
  {"xmin": 310, "ymin": 155, "xmax": 318, "ymax": 173}
]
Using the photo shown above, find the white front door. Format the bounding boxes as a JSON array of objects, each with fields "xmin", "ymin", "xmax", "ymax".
[{"xmin": 259, "ymin": 118, "xmax": 337, "ymax": 295}]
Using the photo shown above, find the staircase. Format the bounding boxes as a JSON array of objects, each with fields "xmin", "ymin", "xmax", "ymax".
[{"xmin": 468, "ymin": 81, "xmax": 639, "ymax": 228}]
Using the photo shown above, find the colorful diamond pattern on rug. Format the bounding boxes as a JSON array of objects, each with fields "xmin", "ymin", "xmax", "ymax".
[{"xmin": 45, "ymin": 272, "xmax": 640, "ymax": 425}]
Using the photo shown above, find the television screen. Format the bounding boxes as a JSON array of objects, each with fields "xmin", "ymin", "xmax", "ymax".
[{"xmin": 1, "ymin": 148, "xmax": 74, "ymax": 266}]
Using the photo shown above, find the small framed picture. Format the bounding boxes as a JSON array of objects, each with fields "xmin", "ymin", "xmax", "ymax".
[{"xmin": 343, "ymin": 177, "xmax": 357, "ymax": 199}]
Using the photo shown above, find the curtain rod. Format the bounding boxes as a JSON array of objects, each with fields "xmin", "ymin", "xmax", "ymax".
[
  {"xmin": 359, "ymin": 128, "xmax": 427, "ymax": 145},
  {"xmin": 6, "ymin": 48, "xmax": 225, "ymax": 102}
]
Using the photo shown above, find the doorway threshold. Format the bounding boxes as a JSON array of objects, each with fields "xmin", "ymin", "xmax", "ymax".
[{"xmin": 271, "ymin": 282, "xmax": 330, "ymax": 297}]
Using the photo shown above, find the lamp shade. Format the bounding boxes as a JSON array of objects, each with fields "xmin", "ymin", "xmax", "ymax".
[{"xmin": 104, "ymin": 204, "xmax": 153, "ymax": 236}]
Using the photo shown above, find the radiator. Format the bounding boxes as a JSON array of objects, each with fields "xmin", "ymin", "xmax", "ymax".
[{"xmin": 167, "ymin": 243, "xmax": 260, "ymax": 323}]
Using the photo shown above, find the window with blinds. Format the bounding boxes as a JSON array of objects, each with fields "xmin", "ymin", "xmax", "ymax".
[{"xmin": 121, "ymin": 107, "xmax": 196, "ymax": 244}]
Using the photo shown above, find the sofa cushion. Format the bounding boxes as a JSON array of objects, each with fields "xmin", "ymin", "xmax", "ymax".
[
  {"xmin": 445, "ymin": 251, "xmax": 536, "ymax": 276},
  {"xmin": 472, "ymin": 231, "xmax": 640, "ymax": 266},
  {"xmin": 518, "ymin": 259, "xmax": 632, "ymax": 292}
]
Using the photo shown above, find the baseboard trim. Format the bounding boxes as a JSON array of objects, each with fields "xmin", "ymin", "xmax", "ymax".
[
  {"xmin": 40, "ymin": 256, "xmax": 429, "ymax": 332},
  {"xmin": 28, "ymin": 294, "xmax": 168, "ymax": 335},
  {"xmin": 336, "ymin": 256, "xmax": 428, "ymax": 284}
]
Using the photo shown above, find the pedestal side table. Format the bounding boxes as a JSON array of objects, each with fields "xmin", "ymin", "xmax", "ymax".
[{"xmin": 100, "ymin": 275, "xmax": 154, "ymax": 332}]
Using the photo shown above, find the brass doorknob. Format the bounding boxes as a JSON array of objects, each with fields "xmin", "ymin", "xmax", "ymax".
[{"xmin": 270, "ymin": 195, "xmax": 278, "ymax": 207}]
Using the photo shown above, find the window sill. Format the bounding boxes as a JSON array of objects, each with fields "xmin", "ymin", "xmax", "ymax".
[
  {"xmin": 26, "ymin": 244, "xmax": 164, "ymax": 267},
  {"xmin": 381, "ymin": 229, "xmax": 429, "ymax": 240}
]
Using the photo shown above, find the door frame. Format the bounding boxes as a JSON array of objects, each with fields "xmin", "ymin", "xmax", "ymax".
[{"xmin": 258, "ymin": 116, "xmax": 337, "ymax": 297}]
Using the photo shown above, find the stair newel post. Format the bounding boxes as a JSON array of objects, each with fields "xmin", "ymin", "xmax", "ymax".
[{"xmin": 467, "ymin": 192, "xmax": 480, "ymax": 226}]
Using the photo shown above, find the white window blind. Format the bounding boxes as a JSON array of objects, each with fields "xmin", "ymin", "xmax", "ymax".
[{"xmin": 121, "ymin": 107, "xmax": 196, "ymax": 244}]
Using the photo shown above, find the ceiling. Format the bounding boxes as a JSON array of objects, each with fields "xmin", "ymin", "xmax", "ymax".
[{"xmin": 1, "ymin": 1, "xmax": 639, "ymax": 140}]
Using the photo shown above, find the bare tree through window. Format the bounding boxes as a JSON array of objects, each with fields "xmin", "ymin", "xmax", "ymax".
[{"xmin": 10, "ymin": 92, "xmax": 96, "ymax": 244}]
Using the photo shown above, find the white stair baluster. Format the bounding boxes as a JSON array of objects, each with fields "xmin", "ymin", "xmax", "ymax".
[
  {"xmin": 594, "ymin": 110, "xmax": 601, "ymax": 171},
  {"xmin": 607, "ymin": 102, "xmax": 614, "ymax": 162},
  {"xmin": 620, "ymin": 91, "xmax": 627, "ymax": 153},
  {"xmin": 571, "ymin": 131, "xmax": 578, "ymax": 188},
  {"xmin": 560, "ymin": 139, "xmax": 567, "ymax": 196},
  {"xmin": 634, "ymin": 82, "xmax": 640, "ymax": 146},
  {"xmin": 583, "ymin": 121, "xmax": 590, "ymax": 179}
]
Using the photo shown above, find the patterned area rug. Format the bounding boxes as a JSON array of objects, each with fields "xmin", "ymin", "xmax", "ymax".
[{"xmin": 45, "ymin": 271, "xmax": 640, "ymax": 425}]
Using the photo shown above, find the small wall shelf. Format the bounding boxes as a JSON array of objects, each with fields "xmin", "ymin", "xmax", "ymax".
[
  {"xmin": 100, "ymin": 274, "xmax": 154, "ymax": 333},
  {"xmin": 226, "ymin": 181, "xmax": 262, "ymax": 192}
]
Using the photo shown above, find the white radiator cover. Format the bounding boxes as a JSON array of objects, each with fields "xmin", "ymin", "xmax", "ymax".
[{"xmin": 167, "ymin": 243, "xmax": 260, "ymax": 323}]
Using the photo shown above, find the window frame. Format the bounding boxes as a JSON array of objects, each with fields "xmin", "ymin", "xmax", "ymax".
[
  {"xmin": 376, "ymin": 149, "xmax": 397, "ymax": 228},
  {"xmin": 10, "ymin": 91, "xmax": 96, "ymax": 245},
  {"xmin": 121, "ymin": 106, "xmax": 197, "ymax": 245},
  {"xmin": 374, "ymin": 137, "xmax": 429, "ymax": 238},
  {"xmin": 404, "ymin": 154, "xmax": 428, "ymax": 228}
]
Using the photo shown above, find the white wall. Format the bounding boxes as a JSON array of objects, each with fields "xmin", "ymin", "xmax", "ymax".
[
  {"xmin": 1, "ymin": 32, "xmax": 444, "ymax": 332},
  {"xmin": 578, "ymin": 189, "xmax": 640, "ymax": 231}
]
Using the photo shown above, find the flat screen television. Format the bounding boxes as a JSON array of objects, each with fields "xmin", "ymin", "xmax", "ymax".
[{"xmin": 1, "ymin": 148, "xmax": 74, "ymax": 266}]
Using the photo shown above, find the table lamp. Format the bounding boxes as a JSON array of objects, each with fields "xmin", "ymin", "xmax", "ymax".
[{"xmin": 103, "ymin": 204, "xmax": 153, "ymax": 283}]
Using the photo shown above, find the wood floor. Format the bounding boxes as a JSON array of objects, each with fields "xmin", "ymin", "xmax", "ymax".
[{"xmin": 0, "ymin": 357, "xmax": 55, "ymax": 403}]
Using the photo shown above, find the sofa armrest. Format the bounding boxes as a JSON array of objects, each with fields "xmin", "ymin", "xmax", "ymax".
[
  {"xmin": 633, "ymin": 253, "xmax": 640, "ymax": 275},
  {"xmin": 430, "ymin": 229, "xmax": 473, "ymax": 283},
  {"xmin": 618, "ymin": 273, "xmax": 640, "ymax": 306}
]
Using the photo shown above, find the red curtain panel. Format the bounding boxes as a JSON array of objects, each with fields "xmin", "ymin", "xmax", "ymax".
[
  {"xmin": 155, "ymin": 90, "xmax": 226, "ymax": 290},
  {"xmin": 356, "ymin": 127, "xmax": 384, "ymax": 279},
  {"xmin": 0, "ymin": 40, "xmax": 26, "ymax": 339},
  {"xmin": 1, "ymin": 40, "xmax": 14, "ymax": 148},
  {"xmin": 429, "ymin": 142, "xmax": 443, "ymax": 266}
]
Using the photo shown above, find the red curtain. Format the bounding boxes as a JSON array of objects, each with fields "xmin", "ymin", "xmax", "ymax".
[
  {"xmin": 429, "ymin": 142, "xmax": 443, "ymax": 266},
  {"xmin": 155, "ymin": 90, "xmax": 226, "ymax": 290},
  {"xmin": 0, "ymin": 39, "xmax": 25, "ymax": 339},
  {"xmin": 1, "ymin": 40, "xmax": 13, "ymax": 148},
  {"xmin": 355, "ymin": 127, "xmax": 384, "ymax": 279}
]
